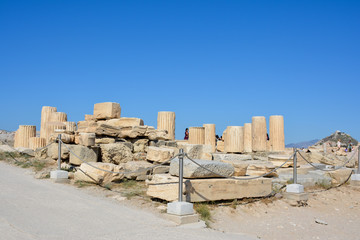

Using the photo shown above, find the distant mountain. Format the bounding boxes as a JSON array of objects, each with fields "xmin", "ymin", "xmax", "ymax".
[{"xmin": 286, "ymin": 139, "xmax": 320, "ymax": 149}]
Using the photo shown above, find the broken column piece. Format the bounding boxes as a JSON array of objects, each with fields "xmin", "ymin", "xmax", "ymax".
[
  {"xmin": 15, "ymin": 125, "xmax": 36, "ymax": 148},
  {"xmin": 243, "ymin": 123, "xmax": 252, "ymax": 153},
  {"xmin": 189, "ymin": 127, "xmax": 205, "ymax": 145},
  {"xmin": 29, "ymin": 137, "xmax": 46, "ymax": 150},
  {"xmin": 252, "ymin": 116, "xmax": 267, "ymax": 152},
  {"xmin": 157, "ymin": 111, "xmax": 175, "ymax": 140},
  {"xmin": 40, "ymin": 106, "xmax": 57, "ymax": 140},
  {"xmin": 224, "ymin": 126, "xmax": 244, "ymax": 153},
  {"xmin": 203, "ymin": 124, "xmax": 216, "ymax": 152},
  {"xmin": 269, "ymin": 115, "xmax": 285, "ymax": 151}
]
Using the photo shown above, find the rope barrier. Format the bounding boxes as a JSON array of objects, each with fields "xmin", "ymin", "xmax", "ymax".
[
  {"xmin": 60, "ymin": 139, "xmax": 180, "ymax": 175},
  {"xmin": 297, "ymin": 147, "xmax": 358, "ymax": 172},
  {"xmin": 184, "ymin": 152, "xmax": 296, "ymax": 180}
]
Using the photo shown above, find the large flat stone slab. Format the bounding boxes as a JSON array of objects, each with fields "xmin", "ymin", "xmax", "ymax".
[
  {"xmin": 212, "ymin": 153, "xmax": 252, "ymax": 161},
  {"xmin": 170, "ymin": 158, "xmax": 234, "ymax": 178},
  {"xmin": 146, "ymin": 174, "xmax": 272, "ymax": 202}
]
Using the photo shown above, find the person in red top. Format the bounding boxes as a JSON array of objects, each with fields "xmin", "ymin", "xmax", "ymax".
[{"xmin": 184, "ymin": 128, "xmax": 189, "ymax": 140}]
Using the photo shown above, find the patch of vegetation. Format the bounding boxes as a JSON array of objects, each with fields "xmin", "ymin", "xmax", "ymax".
[
  {"xmin": 32, "ymin": 160, "xmax": 46, "ymax": 171},
  {"xmin": 120, "ymin": 179, "xmax": 138, "ymax": 189},
  {"xmin": 74, "ymin": 180, "xmax": 96, "ymax": 188},
  {"xmin": 230, "ymin": 199, "xmax": 238, "ymax": 209},
  {"xmin": 122, "ymin": 189, "xmax": 144, "ymax": 199},
  {"xmin": 194, "ymin": 204, "xmax": 212, "ymax": 227},
  {"xmin": 103, "ymin": 183, "xmax": 113, "ymax": 190}
]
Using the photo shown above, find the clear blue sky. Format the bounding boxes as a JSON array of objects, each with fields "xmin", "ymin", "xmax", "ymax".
[{"xmin": 1, "ymin": 0, "xmax": 359, "ymax": 144}]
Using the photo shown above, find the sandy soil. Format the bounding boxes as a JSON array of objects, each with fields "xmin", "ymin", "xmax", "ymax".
[{"xmin": 210, "ymin": 186, "xmax": 360, "ymax": 240}]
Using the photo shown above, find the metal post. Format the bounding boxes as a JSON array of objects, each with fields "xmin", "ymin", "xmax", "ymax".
[
  {"xmin": 293, "ymin": 148, "xmax": 297, "ymax": 184},
  {"xmin": 358, "ymin": 148, "xmax": 360, "ymax": 174},
  {"xmin": 178, "ymin": 148, "xmax": 184, "ymax": 202},
  {"xmin": 58, "ymin": 134, "xmax": 61, "ymax": 170}
]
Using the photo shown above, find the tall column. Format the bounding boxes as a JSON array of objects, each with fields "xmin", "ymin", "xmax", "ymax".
[
  {"xmin": 29, "ymin": 137, "xmax": 46, "ymax": 150},
  {"xmin": 203, "ymin": 124, "xmax": 216, "ymax": 152},
  {"xmin": 252, "ymin": 116, "xmax": 267, "ymax": 152},
  {"xmin": 16, "ymin": 125, "xmax": 36, "ymax": 148},
  {"xmin": 65, "ymin": 122, "xmax": 77, "ymax": 132},
  {"xmin": 224, "ymin": 126, "xmax": 244, "ymax": 153},
  {"xmin": 157, "ymin": 111, "xmax": 175, "ymax": 140},
  {"xmin": 40, "ymin": 106, "xmax": 57, "ymax": 139},
  {"xmin": 243, "ymin": 123, "xmax": 252, "ymax": 152},
  {"xmin": 188, "ymin": 127, "xmax": 205, "ymax": 144},
  {"xmin": 269, "ymin": 115, "xmax": 285, "ymax": 151}
]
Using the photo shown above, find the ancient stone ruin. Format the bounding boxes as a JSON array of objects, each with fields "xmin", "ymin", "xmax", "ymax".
[{"xmin": 12, "ymin": 102, "xmax": 355, "ymax": 203}]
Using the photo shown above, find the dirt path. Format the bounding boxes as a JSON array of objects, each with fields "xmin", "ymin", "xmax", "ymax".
[{"xmin": 0, "ymin": 161, "xmax": 255, "ymax": 240}]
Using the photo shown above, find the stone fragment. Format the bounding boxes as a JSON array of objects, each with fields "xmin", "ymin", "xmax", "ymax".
[
  {"xmin": 324, "ymin": 168, "xmax": 353, "ymax": 185},
  {"xmin": 170, "ymin": 158, "xmax": 234, "ymax": 178},
  {"xmin": 50, "ymin": 133, "xmax": 75, "ymax": 144},
  {"xmin": 244, "ymin": 160, "xmax": 278, "ymax": 177},
  {"xmin": 107, "ymin": 118, "xmax": 144, "ymax": 127},
  {"xmin": 220, "ymin": 159, "xmax": 249, "ymax": 176},
  {"xmin": 65, "ymin": 122, "xmax": 77, "ymax": 133},
  {"xmin": 133, "ymin": 152, "xmax": 147, "ymax": 161},
  {"xmin": 85, "ymin": 114, "xmax": 96, "ymax": 121},
  {"xmin": 212, "ymin": 153, "xmax": 252, "ymax": 162},
  {"xmin": 216, "ymin": 141, "xmax": 225, "ymax": 152},
  {"xmin": 95, "ymin": 124, "xmax": 121, "ymax": 137},
  {"xmin": 146, "ymin": 174, "xmax": 272, "ymax": 202},
  {"xmin": 146, "ymin": 129, "xmax": 170, "ymax": 140},
  {"xmin": 153, "ymin": 166, "xmax": 170, "ymax": 175},
  {"xmin": 79, "ymin": 133, "xmax": 96, "ymax": 147},
  {"xmin": 74, "ymin": 162, "xmax": 124, "ymax": 184},
  {"xmin": 100, "ymin": 143, "xmax": 133, "ymax": 164},
  {"xmin": 93, "ymin": 102, "xmax": 121, "ymax": 120},
  {"xmin": 146, "ymin": 146, "xmax": 175, "ymax": 163},
  {"xmin": 68, "ymin": 145, "xmax": 99, "ymax": 166},
  {"xmin": 77, "ymin": 121, "xmax": 98, "ymax": 133},
  {"xmin": 95, "ymin": 137, "xmax": 116, "ymax": 144},
  {"xmin": 268, "ymin": 154, "xmax": 298, "ymax": 168},
  {"xmin": 131, "ymin": 139, "xmax": 149, "ymax": 152},
  {"xmin": 118, "ymin": 126, "xmax": 148, "ymax": 138},
  {"xmin": 47, "ymin": 142, "xmax": 70, "ymax": 160},
  {"xmin": 176, "ymin": 142, "xmax": 212, "ymax": 160},
  {"xmin": 119, "ymin": 161, "xmax": 153, "ymax": 180}
]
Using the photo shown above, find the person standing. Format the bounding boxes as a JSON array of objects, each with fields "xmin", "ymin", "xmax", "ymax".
[
  {"xmin": 348, "ymin": 140, "xmax": 353, "ymax": 152},
  {"xmin": 184, "ymin": 128, "xmax": 189, "ymax": 140},
  {"xmin": 337, "ymin": 139, "xmax": 341, "ymax": 151}
]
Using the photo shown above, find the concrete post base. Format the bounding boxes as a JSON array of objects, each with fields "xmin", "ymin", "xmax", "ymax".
[
  {"xmin": 283, "ymin": 192, "xmax": 309, "ymax": 201},
  {"xmin": 50, "ymin": 170, "xmax": 69, "ymax": 183},
  {"xmin": 350, "ymin": 174, "xmax": 360, "ymax": 186},
  {"xmin": 167, "ymin": 201, "xmax": 194, "ymax": 215},
  {"xmin": 165, "ymin": 213, "xmax": 199, "ymax": 225},
  {"xmin": 286, "ymin": 183, "xmax": 304, "ymax": 193}
]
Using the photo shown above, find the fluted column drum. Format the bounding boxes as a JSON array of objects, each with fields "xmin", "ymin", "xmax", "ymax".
[
  {"xmin": 29, "ymin": 137, "xmax": 46, "ymax": 150},
  {"xmin": 40, "ymin": 106, "xmax": 57, "ymax": 139},
  {"xmin": 203, "ymin": 124, "xmax": 216, "ymax": 152},
  {"xmin": 157, "ymin": 111, "xmax": 175, "ymax": 140},
  {"xmin": 50, "ymin": 112, "xmax": 67, "ymax": 122},
  {"xmin": 269, "ymin": 115, "xmax": 285, "ymax": 151},
  {"xmin": 189, "ymin": 127, "xmax": 205, "ymax": 145},
  {"xmin": 14, "ymin": 130, "xmax": 19, "ymax": 148},
  {"xmin": 252, "ymin": 116, "xmax": 267, "ymax": 152},
  {"xmin": 65, "ymin": 121, "xmax": 77, "ymax": 132},
  {"xmin": 224, "ymin": 126, "xmax": 244, "ymax": 153},
  {"xmin": 45, "ymin": 123, "xmax": 66, "ymax": 143},
  {"xmin": 243, "ymin": 123, "xmax": 252, "ymax": 152},
  {"xmin": 17, "ymin": 125, "xmax": 36, "ymax": 148}
]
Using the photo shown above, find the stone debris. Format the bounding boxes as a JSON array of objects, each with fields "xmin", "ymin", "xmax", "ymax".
[
  {"xmin": 169, "ymin": 158, "xmax": 234, "ymax": 178},
  {"xmin": 74, "ymin": 162, "xmax": 124, "ymax": 184}
]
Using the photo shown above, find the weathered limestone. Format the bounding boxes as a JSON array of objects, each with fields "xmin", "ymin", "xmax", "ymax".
[
  {"xmin": 146, "ymin": 146, "xmax": 176, "ymax": 163},
  {"xmin": 170, "ymin": 158, "xmax": 234, "ymax": 178},
  {"xmin": 107, "ymin": 118, "xmax": 144, "ymax": 127},
  {"xmin": 65, "ymin": 122, "xmax": 77, "ymax": 133},
  {"xmin": 243, "ymin": 123, "xmax": 252, "ymax": 153},
  {"xmin": 45, "ymin": 112, "xmax": 67, "ymax": 143},
  {"xmin": 146, "ymin": 174, "xmax": 272, "ymax": 202},
  {"xmin": 188, "ymin": 127, "xmax": 205, "ymax": 145},
  {"xmin": 29, "ymin": 137, "xmax": 46, "ymax": 150},
  {"xmin": 100, "ymin": 143, "xmax": 133, "ymax": 164},
  {"xmin": 131, "ymin": 139, "xmax": 149, "ymax": 153},
  {"xmin": 252, "ymin": 116, "xmax": 267, "ymax": 152},
  {"xmin": 146, "ymin": 128, "xmax": 170, "ymax": 140},
  {"xmin": 224, "ymin": 126, "xmax": 244, "ymax": 153},
  {"xmin": 40, "ymin": 106, "xmax": 57, "ymax": 140},
  {"xmin": 93, "ymin": 102, "xmax": 121, "ymax": 120},
  {"xmin": 15, "ymin": 125, "xmax": 36, "ymax": 148},
  {"xmin": 74, "ymin": 162, "xmax": 124, "ymax": 184},
  {"xmin": 157, "ymin": 112, "xmax": 175, "ymax": 140},
  {"xmin": 118, "ymin": 126, "xmax": 148, "ymax": 138},
  {"xmin": 119, "ymin": 161, "xmax": 154, "ymax": 180},
  {"xmin": 47, "ymin": 142, "xmax": 70, "ymax": 160},
  {"xmin": 268, "ymin": 154, "xmax": 297, "ymax": 168},
  {"xmin": 95, "ymin": 137, "xmax": 116, "ymax": 144},
  {"xmin": 324, "ymin": 168, "xmax": 353, "ymax": 185},
  {"xmin": 216, "ymin": 141, "xmax": 224, "ymax": 152},
  {"xmin": 176, "ymin": 142, "xmax": 213, "ymax": 160},
  {"xmin": 50, "ymin": 112, "xmax": 67, "ymax": 122},
  {"xmin": 79, "ymin": 133, "xmax": 95, "ymax": 147},
  {"xmin": 50, "ymin": 133, "xmax": 74, "ymax": 144},
  {"xmin": 203, "ymin": 124, "xmax": 216, "ymax": 152},
  {"xmin": 220, "ymin": 159, "xmax": 248, "ymax": 176},
  {"xmin": 85, "ymin": 114, "xmax": 96, "ymax": 121},
  {"xmin": 245, "ymin": 160, "xmax": 277, "ymax": 177},
  {"xmin": 269, "ymin": 115, "xmax": 285, "ymax": 152},
  {"xmin": 68, "ymin": 145, "xmax": 99, "ymax": 166},
  {"xmin": 212, "ymin": 153, "xmax": 252, "ymax": 162},
  {"xmin": 95, "ymin": 124, "xmax": 121, "ymax": 137}
]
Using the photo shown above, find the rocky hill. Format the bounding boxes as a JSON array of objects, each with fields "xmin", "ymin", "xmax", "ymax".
[
  {"xmin": 0, "ymin": 130, "xmax": 15, "ymax": 146},
  {"xmin": 286, "ymin": 139, "xmax": 320, "ymax": 149},
  {"xmin": 314, "ymin": 130, "xmax": 358, "ymax": 147}
]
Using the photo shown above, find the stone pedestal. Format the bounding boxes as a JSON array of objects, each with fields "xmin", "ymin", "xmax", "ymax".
[
  {"xmin": 269, "ymin": 115, "xmax": 285, "ymax": 152},
  {"xmin": 29, "ymin": 137, "xmax": 46, "ymax": 150},
  {"xmin": 14, "ymin": 125, "xmax": 36, "ymax": 148},
  {"xmin": 243, "ymin": 123, "xmax": 252, "ymax": 153},
  {"xmin": 166, "ymin": 201, "xmax": 198, "ymax": 225},
  {"xmin": 224, "ymin": 126, "xmax": 244, "ymax": 153},
  {"xmin": 188, "ymin": 127, "xmax": 205, "ymax": 145},
  {"xmin": 40, "ymin": 106, "xmax": 57, "ymax": 140},
  {"xmin": 157, "ymin": 111, "xmax": 175, "ymax": 140},
  {"xmin": 203, "ymin": 124, "xmax": 216, "ymax": 152},
  {"xmin": 252, "ymin": 116, "xmax": 267, "ymax": 152}
]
